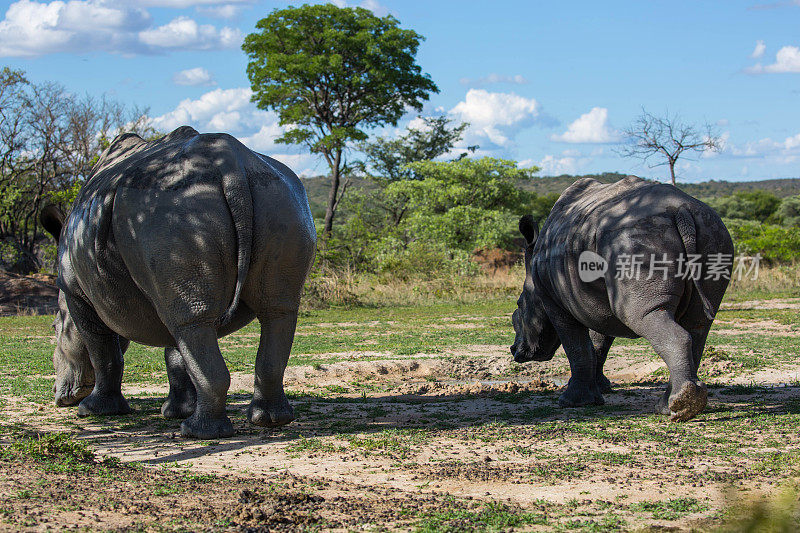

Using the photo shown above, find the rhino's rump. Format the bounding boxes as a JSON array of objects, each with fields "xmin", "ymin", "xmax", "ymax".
[
  {"xmin": 533, "ymin": 177, "xmax": 732, "ymax": 336},
  {"xmin": 111, "ymin": 185, "xmax": 239, "ymax": 343}
]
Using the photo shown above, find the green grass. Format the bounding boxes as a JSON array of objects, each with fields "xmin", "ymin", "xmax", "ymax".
[
  {"xmin": 414, "ymin": 500, "xmax": 548, "ymax": 532},
  {"xmin": 5, "ymin": 296, "xmax": 800, "ymax": 401},
  {"xmin": 0, "ymin": 299, "xmax": 517, "ymax": 395},
  {"xmin": 629, "ymin": 498, "xmax": 707, "ymax": 520},
  {"xmin": 0, "ymin": 431, "xmax": 123, "ymax": 475}
]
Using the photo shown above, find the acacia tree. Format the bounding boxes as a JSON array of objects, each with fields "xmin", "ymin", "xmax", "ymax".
[
  {"xmin": 358, "ymin": 116, "xmax": 473, "ymax": 182},
  {"xmin": 242, "ymin": 4, "xmax": 438, "ymax": 235},
  {"xmin": 618, "ymin": 109, "xmax": 722, "ymax": 185}
]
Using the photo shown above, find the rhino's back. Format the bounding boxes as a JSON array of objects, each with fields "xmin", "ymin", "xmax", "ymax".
[
  {"xmin": 60, "ymin": 126, "xmax": 314, "ymax": 345},
  {"xmin": 539, "ymin": 176, "xmax": 723, "ymax": 255},
  {"xmin": 532, "ymin": 176, "xmax": 732, "ymax": 337}
]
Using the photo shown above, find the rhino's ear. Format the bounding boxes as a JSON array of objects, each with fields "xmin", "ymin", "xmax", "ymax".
[
  {"xmin": 40, "ymin": 205, "xmax": 65, "ymax": 244},
  {"xmin": 519, "ymin": 215, "xmax": 539, "ymax": 246}
]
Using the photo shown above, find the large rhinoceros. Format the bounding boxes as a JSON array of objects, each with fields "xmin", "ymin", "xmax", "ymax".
[
  {"xmin": 40, "ymin": 126, "xmax": 316, "ymax": 439},
  {"xmin": 511, "ymin": 176, "xmax": 734, "ymax": 421}
]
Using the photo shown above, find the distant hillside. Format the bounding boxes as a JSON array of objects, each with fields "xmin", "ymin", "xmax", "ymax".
[
  {"xmin": 678, "ymin": 178, "xmax": 800, "ymax": 199},
  {"xmin": 521, "ymin": 172, "xmax": 800, "ymax": 199},
  {"xmin": 300, "ymin": 173, "xmax": 800, "ymax": 218},
  {"xmin": 300, "ymin": 176, "xmax": 375, "ymax": 219}
]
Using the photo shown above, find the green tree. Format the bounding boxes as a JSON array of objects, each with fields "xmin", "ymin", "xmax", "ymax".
[
  {"xmin": 390, "ymin": 157, "xmax": 539, "ymax": 250},
  {"xmin": 359, "ymin": 116, "xmax": 473, "ymax": 182},
  {"xmin": 335, "ymin": 157, "xmax": 543, "ymax": 276},
  {"xmin": 778, "ymin": 195, "xmax": 800, "ymax": 227},
  {"xmin": 242, "ymin": 3, "xmax": 438, "ymax": 235},
  {"xmin": 710, "ymin": 191, "xmax": 780, "ymax": 223}
]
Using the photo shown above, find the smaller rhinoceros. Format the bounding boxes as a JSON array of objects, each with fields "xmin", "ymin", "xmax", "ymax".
[
  {"xmin": 41, "ymin": 126, "xmax": 316, "ymax": 439},
  {"xmin": 511, "ymin": 176, "xmax": 734, "ymax": 421}
]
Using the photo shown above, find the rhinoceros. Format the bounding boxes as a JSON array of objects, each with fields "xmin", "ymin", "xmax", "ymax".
[
  {"xmin": 40, "ymin": 126, "xmax": 317, "ymax": 439},
  {"xmin": 511, "ymin": 176, "xmax": 734, "ymax": 421}
]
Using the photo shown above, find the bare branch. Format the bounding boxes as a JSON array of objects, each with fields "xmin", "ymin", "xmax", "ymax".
[{"xmin": 615, "ymin": 108, "xmax": 722, "ymax": 185}]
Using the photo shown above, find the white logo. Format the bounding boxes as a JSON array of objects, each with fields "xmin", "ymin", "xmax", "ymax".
[{"xmin": 578, "ymin": 251, "xmax": 608, "ymax": 282}]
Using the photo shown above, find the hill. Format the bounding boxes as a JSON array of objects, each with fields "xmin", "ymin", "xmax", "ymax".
[{"xmin": 300, "ymin": 173, "xmax": 800, "ymax": 217}]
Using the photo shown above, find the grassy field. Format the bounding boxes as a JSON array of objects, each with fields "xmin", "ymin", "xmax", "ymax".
[{"xmin": 3, "ymin": 289, "xmax": 800, "ymax": 530}]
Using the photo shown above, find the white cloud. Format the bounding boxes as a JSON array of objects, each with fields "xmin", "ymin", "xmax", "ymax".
[
  {"xmin": 459, "ymin": 73, "xmax": 529, "ymax": 86},
  {"xmin": 0, "ymin": 0, "xmax": 241, "ymax": 57},
  {"xmin": 536, "ymin": 154, "xmax": 580, "ymax": 175},
  {"xmin": 551, "ymin": 107, "xmax": 620, "ymax": 143},
  {"xmin": 0, "ymin": 0, "xmax": 150, "ymax": 57},
  {"xmin": 449, "ymin": 89, "xmax": 538, "ymax": 147},
  {"xmin": 135, "ymin": 0, "xmax": 252, "ymax": 6},
  {"xmin": 722, "ymin": 131, "xmax": 800, "ymax": 160},
  {"xmin": 330, "ymin": 0, "xmax": 389, "ymax": 15},
  {"xmin": 783, "ymin": 132, "xmax": 800, "ymax": 150},
  {"xmin": 172, "ymin": 67, "xmax": 215, "ymax": 86},
  {"xmin": 196, "ymin": 4, "xmax": 242, "ymax": 18},
  {"xmin": 751, "ymin": 40, "xmax": 766, "ymax": 59},
  {"xmin": 149, "ymin": 87, "xmax": 320, "ymax": 175},
  {"xmin": 151, "ymin": 87, "xmax": 253, "ymax": 132},
  {"xmin": 139, "ymin": 16, "xmax": 241, "ymax": 50},
  {"xmin": 747, "ymin": 45, "xmax": 800, "ymax": 73}
]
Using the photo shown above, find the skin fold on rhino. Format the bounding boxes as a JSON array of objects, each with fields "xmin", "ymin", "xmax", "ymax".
[
  {"xmin": 40, "ymin": 126, "xmax": 317, "ymax": 439},
  {"xmin": 511, "ymin": 176, "xmax": 734, "ymax": 421}
]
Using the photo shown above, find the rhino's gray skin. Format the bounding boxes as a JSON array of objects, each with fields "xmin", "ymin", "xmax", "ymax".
[
  {"xmin": 41, "ymin": 126, "xmax": 316, "ymax": 439},
  {"xmin": 511, "ymin": 176, "xmax": 733, "ymax": 421}
]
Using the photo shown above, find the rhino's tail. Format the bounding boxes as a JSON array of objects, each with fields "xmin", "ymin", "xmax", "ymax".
[
  {"xmin": 217, "ymin": 149, "xmax": 253, "ymax": 328},
  {"xmin": 675, "ymin": 206, "xmax": 716, "ymax": 321}
]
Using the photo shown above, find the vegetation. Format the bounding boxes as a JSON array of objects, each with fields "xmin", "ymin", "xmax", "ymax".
[
  {"xmin": 242, "ymin": 3, "xmax": 438, "ymax": 235},
  {"xmin": 326, "ymin": 157, "xmax": 542, "ymax": 280},
  {"xmin": 0, "ymin": 67, "xmax": 154, "ymax": 273},
  {"xmin": 358, "ymin": 115, "xmax": 473, "ymax": 182},
  {"xmin": 617, "ymin": 108, "xmax": 722, "ymax": 185}
]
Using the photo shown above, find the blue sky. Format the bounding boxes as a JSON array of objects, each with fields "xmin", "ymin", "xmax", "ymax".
[{"xmin": 2, "ymin": 0, "xmax": 799, "ymax": 182}]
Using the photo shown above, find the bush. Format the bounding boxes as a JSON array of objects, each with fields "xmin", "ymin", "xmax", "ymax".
[
  {"xmin": 725, "ymin": 218, "xmax": 800, "ymax": 263},
  {"xmin": 371, "ymin": 240, "xmax": 481, "ymax": 281},
  {"xmin": 778, "ymin": 195, "xmax": 800, "ymax": 227},
  {"xmin": 710, "ymin": 191, "xmax": 780, "ymax": 223}
]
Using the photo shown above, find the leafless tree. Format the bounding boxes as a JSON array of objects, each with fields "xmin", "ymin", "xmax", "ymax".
[
  {"xmin": 0, "ymin": 68, "xmax": 156, "ymax": 272},
  {"xmin": 617, "ymin": 109, "xmax": 722, "ymax": 186}
]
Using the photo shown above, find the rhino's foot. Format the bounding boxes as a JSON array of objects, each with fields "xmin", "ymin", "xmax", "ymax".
[
  {"xmin": 180, "ymin": 414, "xmax": 234, "ymax": 439},
  {"xmin": 558, "ymin": 380, "xmax": 604, "ymax": 408},
  {"xmin": 76, "ymin": 391, "xmax": 132, "ymax": 417},
  {"xmin": 597, "ymin": 374, "xmax": 613, "ymax": 394},
  {"xmin": 668, "ymin": 381, "xmax": 707, "ymax": 422},
  {"xmin": 161, "ymin": 394, "xmax": 196, "ymax": 419},
  {"xmin": 248, "ymin": 396, "xmax": 295, "ymax": 428}
]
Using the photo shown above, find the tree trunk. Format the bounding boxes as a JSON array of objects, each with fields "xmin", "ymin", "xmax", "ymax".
[
  {"xmin": 668, "ymin": 159, "xmax": 676, "ymax": 186},
  {"xmin": 322, "ymin": 149, "xmax": 342, "ymax": 237}
]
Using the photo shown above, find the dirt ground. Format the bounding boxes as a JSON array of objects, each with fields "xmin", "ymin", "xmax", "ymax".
[
  {"xmin": 4, "ymin": 346, "xmax": 800, "ymax": 530},
  {"xmin": 3, "ymin": 279, "xmax": 800, "ymax": 530},
  {"xmin": 0, "ymin": 271, "xmax": 58, "ymax": 317}
]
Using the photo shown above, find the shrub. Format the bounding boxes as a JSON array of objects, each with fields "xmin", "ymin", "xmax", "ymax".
[
  {"xmin": 710, "ymin": 191, "xmax": 780, "ymax": 223},
  {"xmin": 725, "ymin": 218, "xmax": 800, "ymax": 264}
]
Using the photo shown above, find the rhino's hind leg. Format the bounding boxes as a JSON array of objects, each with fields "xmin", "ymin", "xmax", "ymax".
[
  {"xmin": 161, "ymin": 347, "xmax": 197, "ymax": 419},
  {"xmin": 173, "ymin": 326, "xmax": 234, "ymax": 439},
  {"xmin": 248, "ymin": 310, "xmax": 297, "ymax": 428},
  {"xmin": 589, "ymin": 330, "xmax": 615, "ymax": 394},
  {"xmin": 636, "ymin": 310, "xmax": 707, "ymax": 421}
]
